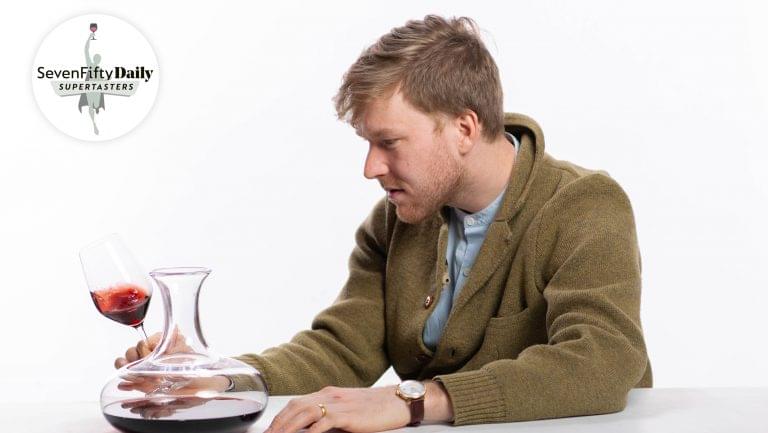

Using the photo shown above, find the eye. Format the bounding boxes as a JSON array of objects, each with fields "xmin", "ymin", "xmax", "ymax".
[{"xmin": 380, "ymin": 138, "xmax": 398, "ymax": 148}]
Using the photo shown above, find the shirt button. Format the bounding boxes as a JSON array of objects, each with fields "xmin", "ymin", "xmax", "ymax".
[
  {"xmin": 466, "ymin": 217, "xmax": 475, "ymax": 226},
  {"xmin": 462, "ymin": 269, "xmax": 470, "ymax": 277},
  {"xmin": 424, "ymin": 295, "xmax": 433, "ymax": 308}
]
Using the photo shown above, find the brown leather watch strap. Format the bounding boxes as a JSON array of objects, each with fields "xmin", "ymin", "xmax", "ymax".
[{"xmin": 407, "ymin": 397, "xmax": 425, "ymax": 426}]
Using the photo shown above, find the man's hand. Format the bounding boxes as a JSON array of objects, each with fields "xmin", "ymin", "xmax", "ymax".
[
  {"xmin": 114, "ymin": 332, "xmax": 162, "ymax": 368},
  {"xmin": 264, "ymin": 381, "xmax": 453, "ymax": 433},
  {"xmin": 117, "ymin": 374, "xmax": 231, "ymax": 396},
  {"xmin": 114, "ymin": 327, "xmax": 192, "ymax": 369},
  {"xmin": 120, "ymin": 396, "xmax": 208, "ymax": 420}
]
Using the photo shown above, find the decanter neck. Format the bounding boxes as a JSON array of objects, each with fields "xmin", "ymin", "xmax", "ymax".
[{"xmin": 149, "ymin": 267, "xmax": 213, "ymax": 361}]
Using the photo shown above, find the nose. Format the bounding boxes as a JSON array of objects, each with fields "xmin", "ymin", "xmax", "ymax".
[{"xmin": 364, "ymin": 145, "xmax": 389, "ymax": 179}]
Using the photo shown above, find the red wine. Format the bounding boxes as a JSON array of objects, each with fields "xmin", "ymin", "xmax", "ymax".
[
  {"xmin": 103, "ymin": 397, "xmax": 263, "ymax": 433},
  {"xmin": 91, "ymin": 283, "xmax": 151, "ymax": 327}
]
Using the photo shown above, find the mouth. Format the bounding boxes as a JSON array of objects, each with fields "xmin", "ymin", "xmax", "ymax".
[{"xmin": 385, "ymin": 188, "xmax": 405, "ymax": 200}]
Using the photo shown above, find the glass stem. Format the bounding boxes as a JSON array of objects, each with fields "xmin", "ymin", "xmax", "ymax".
[{"xmin": 135, "ymin": 323, "xmax": 149, "ymax": 342}]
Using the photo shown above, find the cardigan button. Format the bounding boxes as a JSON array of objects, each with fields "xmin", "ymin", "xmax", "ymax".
[{"xmin": 424, "ymin": 295, "xmax": 433, "ymax": 308}]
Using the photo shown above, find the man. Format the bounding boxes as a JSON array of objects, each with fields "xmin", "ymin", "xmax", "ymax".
[{"xmin": 117, "ymin": 15, "xmax": 652, "ymax": 433}]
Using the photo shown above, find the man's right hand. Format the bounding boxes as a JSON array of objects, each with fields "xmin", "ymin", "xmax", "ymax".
[
  {"xmin": 114, "ymin": 332, "xmax": 162, "ymax": 368},
  {"xmin": 114, "ymin": 327, "xmax": 196, "ymax": 369}
]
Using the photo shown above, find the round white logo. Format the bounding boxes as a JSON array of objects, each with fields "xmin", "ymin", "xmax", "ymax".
[{"xmin": 33, "ymin": 14, "xmax": 159, "ymax": 141}]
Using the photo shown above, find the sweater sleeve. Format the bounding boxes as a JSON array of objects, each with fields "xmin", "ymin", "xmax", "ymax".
[
  {"xmin": 434, "ymin": 173, "xmax": 650, "ymax": 425},
  {"xmin": 234, "ymin": 198, "xmax": 391, "ymax": 394}
]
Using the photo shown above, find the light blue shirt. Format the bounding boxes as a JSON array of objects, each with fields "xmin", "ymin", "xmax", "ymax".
[{"xmin": 422, "ymin": 132, "xmax": 519, "ymax": 351}]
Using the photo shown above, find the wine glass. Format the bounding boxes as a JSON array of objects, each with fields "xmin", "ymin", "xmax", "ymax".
[
  {"xmin": 90, "ymin": 23, "xmax": 98, "ymax": 40},
  {"xmin": 80, "ymin": 233, "xmax": 152, "ymax": 341}
]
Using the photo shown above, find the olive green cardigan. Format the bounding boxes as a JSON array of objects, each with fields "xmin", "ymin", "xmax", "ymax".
[{"xmin": 236, "ymin": 113, "xmax": 652, "ymax": 425}]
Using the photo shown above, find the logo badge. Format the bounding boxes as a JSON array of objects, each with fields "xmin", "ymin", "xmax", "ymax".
[{"xmin": 33, "ymin": 14, "xmax": 159, "ymax": 141}]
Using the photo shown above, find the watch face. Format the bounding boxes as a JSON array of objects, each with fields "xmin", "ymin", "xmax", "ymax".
[{"xmin": 399, "ymin": 380, "xmax": 426, "ymax": 399}]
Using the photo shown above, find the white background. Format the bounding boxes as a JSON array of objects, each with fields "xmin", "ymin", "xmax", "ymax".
[{"xmin": 1, "ymin": 0, "xmax": 767, "ymax": 403}]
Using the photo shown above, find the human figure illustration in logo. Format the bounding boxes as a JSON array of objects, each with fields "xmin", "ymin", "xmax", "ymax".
[{"xmin": 78, "ymin": 33, "xmax": 104, "ymax": 135}]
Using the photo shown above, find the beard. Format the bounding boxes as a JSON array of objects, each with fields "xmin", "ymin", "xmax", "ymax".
[{"xmin": 393, "ymin": 149, "xmax": 463, "ymax": 224}]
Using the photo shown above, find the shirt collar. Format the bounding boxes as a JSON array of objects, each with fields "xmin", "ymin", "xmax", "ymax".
[
  {"xmin": 453, "ymin": 186, "xmax": 506, "ymax": 227},
  {"xmin": 505, "ymin": 131, "xmax": 520, "ymax": 150}
]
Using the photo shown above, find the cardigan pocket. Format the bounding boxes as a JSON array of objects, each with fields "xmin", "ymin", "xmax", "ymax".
[
  {"xmin": 459, "ymin": 302, "xmax": 547, "ymax": 372},
  {"xmin": 459, "ymin": 309, "xmax": 529, "ymax": 371},
  {"xmin": 483, "ymin": 303, "xmax": 548, "ymax": 361}
]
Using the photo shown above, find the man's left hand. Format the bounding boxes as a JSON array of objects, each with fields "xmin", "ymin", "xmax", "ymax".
[{"xmin": 264, "ymin": 385, "xmax": 412, "ymax": 433}]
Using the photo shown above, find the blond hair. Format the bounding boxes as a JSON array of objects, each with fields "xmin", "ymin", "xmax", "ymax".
[{"xmin": 334, "ymin": 15, "xmax": 504, "ymax": 141}]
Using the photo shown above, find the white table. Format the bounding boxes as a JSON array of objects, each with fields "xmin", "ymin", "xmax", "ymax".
[{"xmin": 1, "ymin": 388, "xmax": 766, "ymax": 433}]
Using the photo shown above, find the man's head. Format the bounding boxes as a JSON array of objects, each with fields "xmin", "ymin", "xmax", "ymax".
[{"xmin": 334, "ymin": 15, "xmax": 505, "ymax": 223}]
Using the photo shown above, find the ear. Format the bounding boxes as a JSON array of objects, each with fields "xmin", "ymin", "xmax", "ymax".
[{"xmin": 455, "ymin": 110, "xmax": 481, "ymax": 156}]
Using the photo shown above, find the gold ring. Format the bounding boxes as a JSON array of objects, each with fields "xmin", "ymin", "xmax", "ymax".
[{"xmin": 317, "ymin": 403, "xmax": 327, "ymax": 418}]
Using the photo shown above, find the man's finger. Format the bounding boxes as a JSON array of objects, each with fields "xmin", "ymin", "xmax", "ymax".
[
  {"xmin": 115, "ymin": 357, "xmax": 127, "ymax": 369},
  {"xmin": 293, "ymin": 406, "xmax": 328, "ymax": 433},
  {"xmin": 273, "ymin": 405, "xmax": 324, "ymax": 433},
  {"xmin": 137, "ymin": 340, "xmax": 151, "ymax": 357},
  {"xmin": 118, "ymin": 381, "xmax": 141, "ymax": 391},
  {"xmin": 148, "ymin": 332, "xmax": 162, "ymax": 349},
  {"xmin": 306, "ymin": 415, "xmax": 334, "ymax": 433},
  {"xmin": 125, "ymin": 347, "xmax": 139, "ymax": 362}
]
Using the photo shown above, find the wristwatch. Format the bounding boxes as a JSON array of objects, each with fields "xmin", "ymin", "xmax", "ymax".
[{"xmin": 396, "ymin": 380, "xmax": 426, "ymax": 426}]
